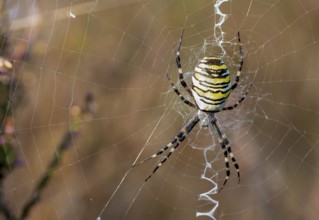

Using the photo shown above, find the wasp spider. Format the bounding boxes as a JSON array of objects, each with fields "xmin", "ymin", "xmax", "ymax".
[{"xmin": 132, "ymin": 30, "xmax": 251, "ymax": 192}]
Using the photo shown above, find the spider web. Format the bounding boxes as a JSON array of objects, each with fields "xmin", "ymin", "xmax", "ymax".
[{"xmin": 3, "ymin": 0, "xmax": 319, "ymax": 219}]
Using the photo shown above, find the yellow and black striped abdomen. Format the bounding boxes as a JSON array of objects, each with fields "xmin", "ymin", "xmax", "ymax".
[{"xmin": 191, "ymin": 57, "xmax": 232, "ymax": 112}]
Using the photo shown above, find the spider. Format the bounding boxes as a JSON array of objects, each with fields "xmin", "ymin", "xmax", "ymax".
[{"xmin": 132, "ymin": 30, "xmax": 251, "ymax": 192}]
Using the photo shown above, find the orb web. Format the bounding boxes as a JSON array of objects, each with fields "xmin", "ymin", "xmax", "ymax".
[{"xmin": 2, "ymin": 0, "xmax": 319, "ymax": 220}]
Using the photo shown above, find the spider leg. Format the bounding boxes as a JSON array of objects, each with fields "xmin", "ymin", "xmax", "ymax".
[
  {"xmin": 176, "ymin": 29, "xmax": 193, "ymax": 97},
  {"xmin": 211, "ymin": 118, "xmax": 240, "ymax": 192},
  {"xmin": 230, "ymin": 31, "xmax": 243, "ymax": 91},
  {"xmin": 144, "ymin": 140, "xmax": 178, "ymax": 182},
  {"xmin": 142, "ymin": 115, "xmax": 200, "ymax": 182},
  {"xmin": 165, "ymin": 73, "xmax": 196, "ymax": 108},
  {"xmin": 131, "ymin": 138, "xmax": 176, "ymax": 167},
  {"xmin": 216, "ymin": 32, "xmax": 250, "ymax": 112},
  {"xmin": 222, "ymin": 83, "xmax": 252, "ymax": 111}
]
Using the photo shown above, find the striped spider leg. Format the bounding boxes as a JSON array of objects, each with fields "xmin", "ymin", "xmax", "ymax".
[
  {"xmin": 211, "ymin": 116, "xmax": 240, "ymax": 192},
  {"xmin": 132, "ymin": 115, "xmax": 200, "ymax": 181}
]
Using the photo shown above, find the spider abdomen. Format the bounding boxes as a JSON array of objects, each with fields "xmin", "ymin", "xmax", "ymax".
[{"xmin": 191, "ymin": 57, "xmax": 232, "ymax": 112}]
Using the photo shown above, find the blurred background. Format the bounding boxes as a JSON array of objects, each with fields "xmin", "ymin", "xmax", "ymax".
[{"xmin": 1, "ymin": 0, "xmax": 319, "ymax": 219}]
